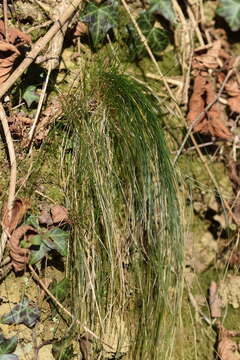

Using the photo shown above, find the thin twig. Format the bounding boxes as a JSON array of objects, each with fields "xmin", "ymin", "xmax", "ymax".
[
  {"xmin": 0, "ymin": 103, "xmax": 17, "ymax": 263},
  {"xmin": 3, "ymin": 0, "xmax": 8, "ymax": 42},
  {"xmin": 26, "ymin": 20, "xmax": 53, "ymax": 34},
  {"xmin": 28, "ymin": 66, "xmax": 51, "ymax": 148},
  {"xmin": 0, "ymin": 0, "xmax": 83, "ymax": 100}
]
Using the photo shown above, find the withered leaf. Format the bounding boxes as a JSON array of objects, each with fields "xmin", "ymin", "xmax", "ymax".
[
  {"xmin": 187, "ymin": 75, "xmax": 232, "ymax": 139},
  {"xmin": 0, "ymin": 21, "xmax": 31, "ymax": 85},
  {"xmin": 50, "ymin": 205, "xmax": 69, "ymax": 224},
  {"xmin": 228, "ymin": 95, "xmax": 240, "ymax": 113},
  {"xmin": 2, "ymin": 198, "xmax": 30, "ymax": 234},
  {"xmin": 209, "ymin": 281, "xmax": 222, "ymax": 318},
  {"xmin": 9, "ymin": 224, "xmax": 35, "ymax": 272}
]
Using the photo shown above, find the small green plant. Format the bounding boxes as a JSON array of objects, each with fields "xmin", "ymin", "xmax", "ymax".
[
  {"xmin": 22, "ymin": 85, "xmax": 39, "ymax": 107},
  {"xmin": 149, "ymin": 0, "xmax": 176, "ymax": 24},
  {"xmin": 127, "ymin": 11, "xmax": 169, "ymax": 59},
  {"xmin": 217, "ymin": 0, "xmax": 240, "ymax": 31},
  {"xmin": 80, "ymin": 0, "xmax": 170, "ymax": 58},
  {"xmin": 0, "ymin": 334, "xmax": 17, "ymax": 357},
  {"xmin": 0, "ymin": 297, "xmax": 40, "ymax": 328},
  {"xmin": 22, "ymin": 215, "xmax": 68, "ymax": 265},
  {"xmin": 81, "ymin": 0, "xmax": 119, "ymax": 47}
]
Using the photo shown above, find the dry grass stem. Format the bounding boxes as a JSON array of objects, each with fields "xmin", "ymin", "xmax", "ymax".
[{"xmin": 0, "ymin": 102, "xmax": 17, "ymax": 263}]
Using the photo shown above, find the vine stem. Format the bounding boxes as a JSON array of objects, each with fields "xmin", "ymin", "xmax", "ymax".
[{"xmin": 0, "ymin": 102, "xmax": 17, "ymax": 263}]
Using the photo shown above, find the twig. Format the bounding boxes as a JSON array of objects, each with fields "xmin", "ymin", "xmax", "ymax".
[
  {"xmin": 0, "ymin": 103, "xmax": 17, "ymax": 264},
  {"xmin": 26, "ymin": 20, "xmax": 53, "ymax": 34},
  {"xmin": 28, "ymin": 66, "xmax": 51, "ymax": 148},
  {"xmin": 188, "ymin": 288, "xmax": 212, "ymax": 326},
  {"xmin": 3, "ymin": 0, "xmax": 8, "ymax": 42},
  {"xmin": 186, "ymin": 4, "xmax": 204, "ymax": 47},
  {"xmin": 0, "ymin": 0, "xmax": 83, "ymax": 100}
]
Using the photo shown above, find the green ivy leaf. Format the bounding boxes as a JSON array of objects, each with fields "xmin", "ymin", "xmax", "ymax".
[
  {"xmin": 29, "ymin": 242, "xmax": 50, "ymax": 265},
  {"xmin": 0, "ymin": 334, "xmax": 17, "ymax": 355},
  {"xmin": 48, "ymin": 228, "xmax": 68, "ymax": 256},
  {"xmin": 25, "ymin": 215, "xmax": 40, "ymax": 231},
  {"xmin": 217, "ymin": 0, "xmax": 240, "ymax": 31},
  {"xmin": 22, "ymin": 85, "xmax": 39, "ymax": 107},
  {"xmin": 149, "ymin": 0, "xmax": 176, "ymax": 24},
  {"xmin": 127, "ymin": 11, "xmax": 169, "ymax": 59},
  {"xmin": 81, "ymin": 0, "xmax": 118, "ymax": 47},
  {"xmin": 29, "ymin": 234, "xmax": 42, "ymax": 246},
  {"xmin": 0, "ymin": 297, "xmax": 40, "ymax": 328}
]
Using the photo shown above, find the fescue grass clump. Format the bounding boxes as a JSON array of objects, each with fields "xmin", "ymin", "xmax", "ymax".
[{"xmin": 60, "ymin": 61, "xmax": 183, "ymax": 359}]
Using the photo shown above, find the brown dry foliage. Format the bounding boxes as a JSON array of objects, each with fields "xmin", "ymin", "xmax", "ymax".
[
  {"xmin": 0, "ymin": 20, "xmax": 31, "ymax": 84},
  {"xmin": 209, "ymin": 281, "xmax": 221, "ymax": 318},
  {"xmin": 216, "ymin": 322, "xmax": 240, "ymax": 360},
  {"xmin": 2, "ymin": 198, "xmax": 30, "ymax": 234},
  {"xmin": 9, "ymin": 224, "xmax": 35, "ymax": 272},
  {"xmin": 187, "ymin": 75, "xmax": 232, "ymax": 139}
]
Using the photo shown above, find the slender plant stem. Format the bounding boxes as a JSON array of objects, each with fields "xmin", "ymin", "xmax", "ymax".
[
  {"xmin": 0, "ymin": 102, "xmax": 17, "ymax": 263},
  {"xmin": 0, "ymin": 0, "xmax": 83, "ymax": 99},
  {"xmin": 28, "ymin": 66, "xmax": 51, "ymax": 148},
  {"xmin": 3, "ymin": 0, "xmax": 8, "ymax": 42}
]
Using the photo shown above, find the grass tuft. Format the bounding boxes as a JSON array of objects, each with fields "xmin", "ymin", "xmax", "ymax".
[{"xmin": 60, "ymin": 60, "xmax": 184, "ymax": 359}]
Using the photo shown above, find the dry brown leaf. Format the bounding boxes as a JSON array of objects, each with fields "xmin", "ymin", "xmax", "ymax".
[
  {"xmin": 209, "ymin": 281, "xmax": 221, "ymax": 318},
  {"xmin": 0, "ymin": 20, "xmax": 31, "ymax": 46},
  {"xmin": 224, "ymin": 79, "xmax": 240, "ymax": 97},
  {"xmin": 228, "ymin": 95, "xmax": 240, "ymax": 113},
  {"xmin": 187, "ymin": 75, "xmax": 206, "ymax": 124},
  {"xmin": 193, "ymin": 40, "xmax": 222, "ymax": 69},
  {"xmin": 205, "ymin": 82, "xmax": 231, "ymax": 139},
  {"xmin": 216, "ymin": 322, "xmax": 240, "ymax": 360},
  {"xmin": 218, "ymin": 338, "xmax": 240, "ymax": 360},
  {"xmin": 187, "ymin": 76, "xmax": 231, "ymax": 139},
  {"xmin": 9, "ymin": 224, "xmax": 35, "ymax": 272},
  {"xmin": 39, "ymin": 209, "xmax": 53, "ymax": 226},
  {"xmin": 50, "ymin": 205, "xmax": 68, "ymax": 224},
  {"xmin": 74, "ymin": 21, "xmax": 88, "ymax": 36},
  {"xmin": 0, "ymin": 41, "xmax": 20, "ymax": 84},
  {"xmin": 0, "ymin": 21, "xmax": 31, "ymax": 85},
  {"xmin": 2, "ymin": 198, "xmax": 30, "ymax": 234}
]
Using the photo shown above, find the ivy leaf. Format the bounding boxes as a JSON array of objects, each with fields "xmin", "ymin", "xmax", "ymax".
[
  {"xmin": 0, "ymin": 297, "xmax": 40, "ymax": 328},
  {"xmin": 29, "ymin": 242, "xmax": 50, "ymax": 265},
  {"xmin": 48, "ymin": 228, "xmax": 68, "ymax": 256},
  {"xmin": 149, "ymin": 0, "xmax": 176, "ymax": 24},
  {"xmin": 217, "ymin": 0, "xmax": 240, "ymax": 31},
  {"xmin": 22, "ymin": 85, "xmax": 39, "ymax": 107},
  {"xmin": 0, "ymin": 355, "xmax": 19, "ymax": 360},
  {"xmin": 127, "ymin": 11, "xmax": 169, "ymax": 59},
  {"xmin": 0, "ymin": 334, "xmax": 17, "ymax": 355},
  {"xmin": 25, "ymin": 215, "xmax": 40, "ymax": 231},
  {"xmin": 81, "ymin": 0, "xmax": 118, "ymax": 47}
]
